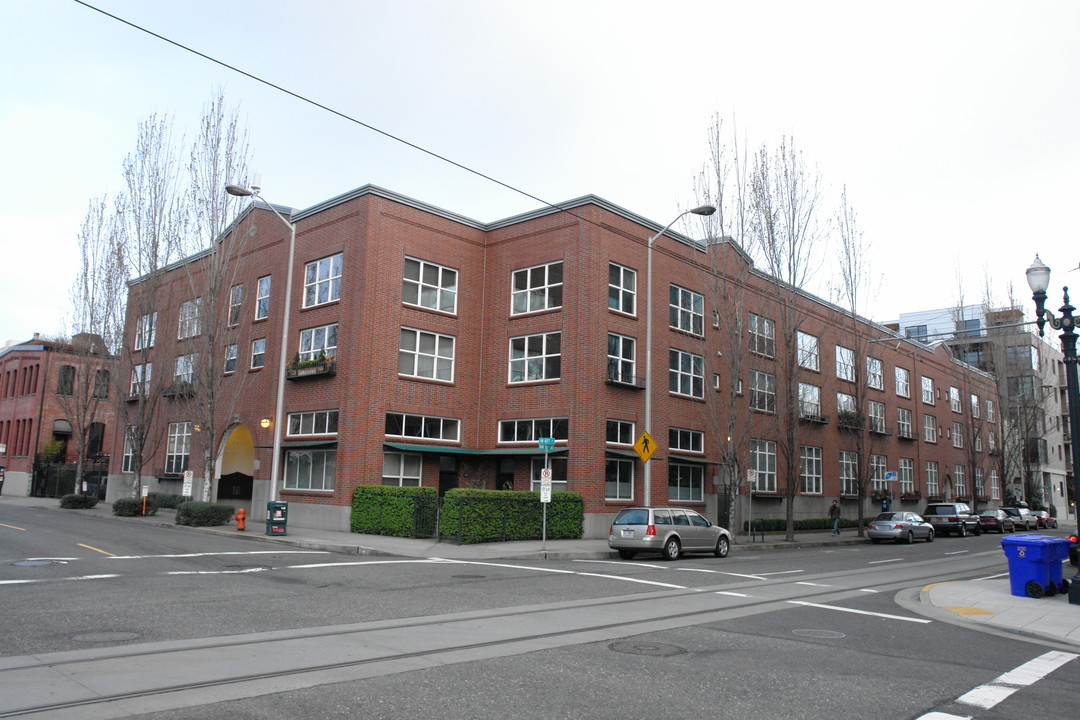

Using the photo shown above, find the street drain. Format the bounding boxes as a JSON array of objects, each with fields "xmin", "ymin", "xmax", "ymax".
[
  {"xmin": 13, "ymin": 560, "xmax": 56, "ymax": 566},
  {"xmin": 609, "ymin": 641, "xmax": 688, "ymax": 657},
  {"xmin": 792, "ymin": 629, "xmax": 846, "ymax": 639},
  {"xmin": 72, "ymin": 632, "xmax": 141, "ymax": 643}
]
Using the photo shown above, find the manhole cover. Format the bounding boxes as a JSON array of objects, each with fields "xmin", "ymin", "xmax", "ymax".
[
  {"xmin": 13, "ymin": 560, "xmax": 55, "ymax": 567},
  {"xmin": 72, "ymin": 632, "xmax": 141, "ymax": 643},
  {"xmin": 609, "ymin": 641, "xmax": 688, "ymax": 657},
  {"xmin": 793, "ymin": 629, "xmax": 846, "ymax": 639},
  {"xmin": 452, "ymin": 574, "xmax": 486, "ymax": 579}
]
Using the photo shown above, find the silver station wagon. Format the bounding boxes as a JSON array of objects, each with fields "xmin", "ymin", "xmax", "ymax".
[{"xmin": 608, "ymin": 506, "xmax": 732, "ymax": 561}]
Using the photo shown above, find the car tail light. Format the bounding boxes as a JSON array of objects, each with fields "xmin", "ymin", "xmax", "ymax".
[
  {"xmin": 608, "ymin": 524, "xmax": 614, "ymax": 535},
  {"xmin": 949, "ymin": 516, "xmax": 959, "ymax": 522},
  {"xmin": 1070, "ymin": 534, "xmax": 1078, "ymax": 543},
  {"xmin": 646, "ymin": 525, "xmax": 657, "ymax": 536},
  {"xmin": 894, "ymin": 524, "xmax": 904, "ymax": 530}
]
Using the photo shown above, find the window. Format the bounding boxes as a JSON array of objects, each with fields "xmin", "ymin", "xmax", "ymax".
[
  {"xmin": 165, "ymin": 422, "xmax": 191, "ymax": 474},
  {"xmin": 499, "ymin": 417, "xmax": 568, "ymax": 443},
  {"xmin": 949, "ymin": 386, "xmax": 961, "ymax": 412},
  {"xmin": 924, "ymin": 415, "xmax": 937, "ymax": 443},
  {"xmin": 403, "ymin": 257, "xmax": 457, "ymax": 314},
  {"xmin": 255, "ymin": 276, "xmax": 271, "ymax": 320},
  {"xmin": 868, "ymin": 400, "xmax": 886, "ymax": 433},
  {"xmin": 669, "ymin": 284, "xmax": 704, "ymax": 335},
  {"xmin": 837, "ymin": 392, "xmax": 856, "ymax": 414},
  {"xmin": 669, "ymin": 348, "xmax": 704, "ymax": 398},
  {"xmin": 669, "ymin": 427, "xmax": 703, "ymax": 453},
  {"xmin": 607, "ymin": 333, "xmax": 636, "ymax": 385},
  {"xmin": 897, "ymin": 407, "xmax": 913, "ymax": 438},
  {"xmin": 988, "ymin": 431, "xmax": 996, "ymax": 452},
  {"xmin": 135, "ymin": 312, "xmax": 157, "ymax": 350},
  {"xmin": 749, "ymin": 370, "xmax": 776, "ymax": 413},
  {"xmin": 866, "ymin": 357, "xmax": 883, "ymax": 390},
  {"xmin": 799, "ymin": 383, "xmax": 821, "ymax": 418},
  {"xmin": 608, "ymin": 262, "xmax": 636, "ymax": 315},
  {"xmin": 870, "ymin": 454, "xmax": 887, "ymax": 492},
  {"xmin": 749, "ymin": 439, "xmax": 776, "ymax": 493},
  {"xmin": 509, "ymin": 332, "xmax": 561, "ymax": 383},
  {"xmin": 797, "ymin": 332, "xmax": 819, "ymax": 371},
  {"xmin": 251, "ymin": 338, "xmax": 266, "ymax": 369},
  {"xmin": 840, "ymin": 451, "xmax": 858, "ymax": 496},
  {"xmin": 606, "ymin": 458, "xmax": 634, "ymax": 500},
  {"xmin": 956, "ymin": 318, "xmax": 981, "ymax": 338},
  {"xmin": 748, "ymin": 314, "xmax": 774, "ymax": 357},
  {"xmin": 130, "ymin": 363, "xmax": 151, "ymax": 397},
  {"xmin": 1007, "ymin": 376, "xmax": 1036, "ymax": 401},
  {"xmin": 975, "ymin": 433, "xmax": 982, "ymax": 452},
  {"xmin": 954, "ymin": 465, "xmax": 966, "ymax": 497},
  {"xmin": 304, "ymin": 253, "xmax": 343, "ymax": 308},
  {"xmin": 970, "ymin": 394, "xmax": 979, "ymax": 418},
  {"xmin": 921, "ymin": 376, "xmax": 935, "ymax": 404},
  {"xmin": 836, "ymin": 346, "xmax": 855, "ymax": 382},
  {"xmin": 386, "ymin": 412, "xmax": 459, "ymax": 441},
  {"xmin": 287, "ymin": 448, "xmax": 337, "ymax": 490},
  {"xmin": 669, "ymin": 463, "xmax": 704, "ymax": 502},
  {"xmin": 512, "ymin": 260, "xmax": 562, "ymax": 314},
  {"xmin": 987, "ymin": 400, "xmax": 995, "ymax": 422},
  {"xmin": 952, "ymin": 421, "xmax": 963, "ymax": 448},
  {"xmin": 122, "ymin": 426, "xmax": 136, "ymax": 473},
  {"xmin": 174, "ymin": 353, "xmax": 196, "ymax": 384},
  {"xmin": 382, "ymin": 452, "xmax": 420, "ymax": 486},
  {"xmin": 228, "ymin": 284, "xmax": 242, "ymax": 326},
  {"xmin": 801, "ymin": 446, "xmax": 822, "ymax": 494},
  {"xmin": 530, "ymin": 457, "xmax": 568, "ymax": 492},
  {"xmin": 93, "ymin": 370, "xmax": 109, "ymax": 399},
  {"xmin": 607, "ymin": 419, "xmax": 634, "ymax": 445},
  {"xmin": 57, "ymin": 365, "xmax": 75, "ymax": 395},
  {"xmin": 990, "ymin": 469, "xmax": 1000, "ymax": 500},
  {"xmin": 926, "ymin": 461, "xmax": 939, "ymax": 497},
  {"xmin": 399, "ymin": 328, "xmax": 455, "ymax": 381},
  {"xmin": 178, "ymin": 298, "xmax": 202, "ymax": 339},
  {"xmin": 299, "ymin": 323, "xmax": 338, "ymax": 362},
  {"xmin": 289, "ymin": 410, "xmax": 339, "ymax": 436},
  {"xmin": 1007, "ymin": 344, "xmax": 1039, "ymax": 371},
  {"xmin": 898, "ymin": 458, "xmax": 914, "ymax": 495},
  {"xmin": 906, "ymin": 324, "xmax": 928, "ymax": 342},
  {"xmin": 975, "ymin": 467, "xmax": 985, "ymax": 497},
  {"xmin": 223, "ymin": 344, "xmax": 238, "ymax": 374},
  {"xmin": 895, "ymin": 366, "xmax": 910, "ymax": 397}
]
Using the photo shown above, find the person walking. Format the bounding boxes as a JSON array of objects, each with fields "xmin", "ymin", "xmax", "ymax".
[{"xmin": 828, "ymin": 499, "xmax": 842, "ymax": 536}]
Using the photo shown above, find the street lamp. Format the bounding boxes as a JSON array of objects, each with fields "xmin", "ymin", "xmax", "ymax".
[
  {"xmin": 226, "ymin": 181, "xmax": 296, "ymax": 506},
  {"xmin": 1025, "ymin": 254, "xmax": 1080, "ymax": 605},
  {"xmin": 643, "ymin": 204, "xmax": 716, "ymax": 506}
]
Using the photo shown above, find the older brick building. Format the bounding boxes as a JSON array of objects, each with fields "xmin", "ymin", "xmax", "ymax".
[{"xmin": 109, "ymin": 185, "xmax": 999, "ymax": 537}]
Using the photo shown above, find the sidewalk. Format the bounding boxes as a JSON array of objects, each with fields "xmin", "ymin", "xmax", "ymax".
[{"xmin": 4, "ymin": 495, "xmax": 1078, "ymax": 648}]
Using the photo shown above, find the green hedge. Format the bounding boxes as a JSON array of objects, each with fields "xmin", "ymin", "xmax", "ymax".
[
  {"xmin": 351, "ymin": 485, "xmax": 438, "ymax": 537},
  {"xmin": 147, "ymin": 492, "xmax": 190, "ymax": 509},
  {"xmin": 440, "ymin": 489, "xmax": 583, "ymax": 544},
  {"xmin": 59, "ymin": 494, "xmax": 99, "ymax": 509},
  {"xmin": 175, "ymin": 501, "xmax": 235, "ymax": 527},
  {"xmin": 743, "ymin": 517, "xmax": 859, "ymax": 532},
  {"xmin": 112, "ymin": 497, "xmax": 159, "ymax": 516}
]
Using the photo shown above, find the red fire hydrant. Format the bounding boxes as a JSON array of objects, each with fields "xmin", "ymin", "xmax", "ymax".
[{"xmin": 235, "ymin": 507, "xmax": 247, "ymax": 531}]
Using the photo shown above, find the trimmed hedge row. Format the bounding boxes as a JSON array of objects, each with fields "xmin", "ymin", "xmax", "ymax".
[
  {"xmin": 59, "ymin": 494, "xmax": 99, "ymax": 509},
  {"xmin": 440, "ymin": 489, "xmax": 583, "ymax": 545},
  {"xmin": 176, "ymin": 501, "xmax": 235, "ymax": 527},
  {"xmin": 743, "ymin": 517, "xmax": 859, "ymax": 532},
  {"xmin": 147, "ymin": 492, "xmax": 191, "ymax": 509},
  {"xmin": 113, "ymin": 497, "xmax": 159, "ymax": 516},
  {"xmin": 351, "ymin": 485, "xmax": 438, "ymax": 537}
]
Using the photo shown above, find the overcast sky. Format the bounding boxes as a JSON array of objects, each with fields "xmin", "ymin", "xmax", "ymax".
[{"xmin": 2, "ymin": 0, "xmax": 1076, "ymax": 346}]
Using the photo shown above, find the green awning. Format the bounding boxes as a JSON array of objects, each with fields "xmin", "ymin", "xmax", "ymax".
[
  {"xmin": 384, "ymin": 442, "xmax": 567, "ymax": 456},
  {"xmin": 605, "ymin": 448, "xmax": 639, "ymax": 459},
  {"xmin": 667, "ymin": 453, "xmax": 721, "ymax": 465}
]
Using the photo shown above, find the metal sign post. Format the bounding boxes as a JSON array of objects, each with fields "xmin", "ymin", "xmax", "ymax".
[
  {"xmin": 746, "ymin": 468, "xmax": 756, "ymax": 540},
  {"xmin": 539, "ymin": 438, "xmax": 555, "ymax": 551}
]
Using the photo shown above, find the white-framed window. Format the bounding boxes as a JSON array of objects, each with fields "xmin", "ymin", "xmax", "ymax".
[
  {"xmin": 868, "ymin": 400, "xmax": 886, "ymax": 433},
  {"xmin": 749, "ymin": 439, "xmax": 776, "ymax": 493},
  {"xmin": 898, "ymin": 457, "xmax": 914, "ymax": 495},
  {"xmin": 223, "ymin": 344, "xmax": 238, "ymax": 374},
  {"xmin": 749, "ymin": 369, "xmax": 776, "ymax": 413},
  {"xmin": 287, "ymin": 448, "xmax": 337, "ymax": 490},
  {"xmin": 898, "ymin": 407, "xmax": 913, "ymax": 438},
  {"xmin": 669, "ymin": 284, "xmax": 704, "ymax": 336},
  {"xmin": 799, "ymin": 383, "xmax": 821, "ymax": 418},
  {"xmin": 748, "ymin": 313, "xmax": 774, "ymax": 357},
  {"xmin": 135, "ymin": 312, "xmax": 157, "ymax": 350},
  {"xmin": 867, "ymin": 357, "xmax": 883, "ymax": 390},
  {"xmin": 669, "ymin": 427, "xmax": 703, "ymax": 453},
  {"xmin": 870, "ymin": 454, "xmax": 887, "ymax": 492},
  {"xmin": 895, "ymin": 366, "xmax": 910, "ymax": 397},
  {"xmin": 797, "ymin": 331, "xmax": 819, "ymax": 371},
  {"xmin": 605, "ymin": 457, "xmax": 634, "ymax": 500},
  {"xmin": 606, "ymin": 419, "xmax": 635, "ymax": 445},
  {"xmin": 970, "ymin": 394, "xmax": 980, "ymax": 418},
  {"xmin": 990, "ymin": 469, "xmax": 1000, "ymax": 500},
  {"xmin": 924, "ymin": 415, "xmax": 937, "ymax": 443},
  {"xmin": 836, "ymin": 345, "xmax": 855, "ymax": 382},
  {"xmin": 385, "ymin": 412, "xmax": 460, "ymax": 442},
  {"xmin": 987, "ymin": 400, "xmax": 996, "ymax": 422},
  {"xmin": 403, "ymin": 257, "xmax": 457, "ymax": 314},
  {"xmin": 800, "ymin": 445, "xmax": 822, "ymax": 494},
  {"xmin": 174, "ymin": 353, "xmax": 197, "ymax": 384},
  {"xmin": 122, "ymin": 426, "xmax": 136, "ymax": 473},
  {"xmin": 512, "ymin": 260, "xmax": 562, "ymax": 315},
  {"xmin": 840, "ymin": 450, "xmax": 858, "ymax": 496},
  {"xmin": 251, "ymin": 338, "xmax": 266, "ymax": 369},
  {"xmin": 988, "ymin": 430, "xmax": 996, "ymax": 452},
  {"xmin": 228, "ymin": 284, "xmax": 242, "ymax": 326},
  {"xmin": 499, "ymin": 417, "xmax": 568, "ymax": 443},
  {"xmin": 299, "ymin": 323, "xmax": 338, "ymax": 362},
  {"xmin": 165, "ymin": 421, "xmax": 191, "ymax": 474},
  {"xmin": 952, "ymin": 421, "xmax": 963, "ymax": 448},
  {"xmin": 381, "ymin": 451, "xmax": 420, "ymax": 487},
  {"xmin": 178, "ymin": 298, "xmax": 202, "ymax": 339},
  {"xmin": 926, "ymin": 461, "xmax": 939, "ymax": 497},
  {"xmin": 255, "ymin": 275, "xmax": 271, "ymax": 320},
  {"xmin": 837, "ymin": 391, "xmax": 856, "ymax": 414},
  {"xmin": 921, "ymin": 376, "xmax": 935, "ymax": 404},
  {"xmin": 399, "ymin": 327, "xmax": 455, "ymax": 381},
  {"xmin": 949, "ymin": 386, "xmax": 961, "ymax": 412},
  {"xmin": 975, "ymin": 433, "xmax": 982, "ymax": 452},
  {"xmin": 607, "ymin": 333, "xmax": 637, "ymax": 385},
  {"xmin": 975, "ymin": 467, "xmax": 985, "ymax": 497},
  {"xmin": 509, "ymin": 331, "xmax": 561, "ymax": 383},
  {"xmin": 288, "ymin": 410, "xmax": 339, "ymax": 436},
  {"xmin": 669, "ymin": 463, "xmax": 704, "ymax": 501},
  {"xmin": 608, "ymin": 262, "xmax": 636, "ymax": 315},
  {"xmin": 530, "ymin": 457, "xmax": 568, "ymax": 492},
  {"xmin": 669, "ymin": 348, "xmax": 704, "ymax": 398},
  {"xmin": 304, "ymin": 253, "xmax": 343, "ymax": 308},
  {"xmin": 130, "ymin": 362, "xmax": 151, "ymax": 397},
  {"xmin": 954, "ymin": 465, "xmax": 966, "ymax": 497}
]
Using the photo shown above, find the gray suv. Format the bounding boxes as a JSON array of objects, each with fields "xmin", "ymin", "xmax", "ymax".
[
  {"xmin": 922, "ymin": 503, "xmax": 981, "ymax": 537},
  {"xmin": 609, "ymin": 506, "xmax": 732, "ymax": 561}
]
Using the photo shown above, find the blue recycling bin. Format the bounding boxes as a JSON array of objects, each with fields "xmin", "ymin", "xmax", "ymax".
[{"xmin": 1001, "ymin": 534, "xmax": 1069, "ymax": 598}]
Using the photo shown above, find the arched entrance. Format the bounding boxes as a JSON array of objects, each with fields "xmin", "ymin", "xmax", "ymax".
[{"xmin": 216, "ymin": 424, "xmax": 255, "ymax": 504}]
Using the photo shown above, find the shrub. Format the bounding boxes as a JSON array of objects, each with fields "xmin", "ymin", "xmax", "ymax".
[
  {"xmin": 440, "ymin": 489, "xmax": 583, "ymax": 544},
  {"xmin": 743, "ymin": 517, "xmax": 857, "ymax": 533},
  {"xmin": 175, "ymin": 501, "xmax": 235, "ymax": 527},
  {"xmin": 351, "ymin": 485, "xmax": 438, "ymax": 538},
  {"xmin": 59, "ymin": 493, "xmax": 99, "ymax": 509},
  {"xmin": 147, "ymin": 492, "xmax": 189, "ymax": 509},
  {"xmin": 112, "ymin": 497, "xmax": 158, "ymax": 517}
]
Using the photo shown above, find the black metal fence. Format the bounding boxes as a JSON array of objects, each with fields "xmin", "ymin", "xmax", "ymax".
[{"xmin": 31, "ymin": 456, "xmax": 109, "ymax": 499}]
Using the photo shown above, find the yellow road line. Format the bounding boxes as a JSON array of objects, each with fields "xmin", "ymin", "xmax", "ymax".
[
  {"xmin": 0, "ymin": 522, "xmax": 26, "ymax": 530},
  {"xmin": 78, "ymin": 543, "xmax": 116, "ymax": 557}
]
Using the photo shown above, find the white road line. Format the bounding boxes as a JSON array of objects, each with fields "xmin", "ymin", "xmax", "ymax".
[
  {"xmin": 715, "ymin": 590, "xmax": 751, "ymax": 597},
  {"xmin": 973, "ymin": 572, "xmax": 1008, "ymax": 581},
  {"xmin": 107, "ymin": 550, "xmax": 329, "ymax": 560},
  {"xmin": 165, "ymin": 568, "xmax": 268, "ymax": 576},
  {"xmin": 944, "ymin": 550, "xmax": 969, "ymax": 555},
  {"xmin": 955, "ymin": 651, "xmax": 1078, "ymax": 710},
  {"xmin": 576, "ymin": 572, "xmax": 686, "ymax": 588},
  {"xmin": 787, "ymin": 600, "xmax": 931, "ymax": 623},
  {"xmin": 795, "ymin": 581, "xmax": 832, "ymax": 587},
  {"xmin": 858, "ymin": 588, "xmax": 879, "ymax": 593},
  {"xmin": 868, "ymin": 558, "xmax": 904, "ymax": 564},
  {"xmin": 574, "ymin": 560, "xmax": 666, "ymax": 569},
  {"xmin": 915, "ymin": 713, "xmax": 971, "ymax": 720},
  {"xmin": 286, "ymin": 559, "xmax": 442, "ymax": 570}
]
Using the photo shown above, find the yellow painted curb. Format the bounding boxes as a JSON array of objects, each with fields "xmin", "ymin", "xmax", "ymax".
[{"xmin": 942, "ymin": 606, "xmax": 996, "ymax": 616}]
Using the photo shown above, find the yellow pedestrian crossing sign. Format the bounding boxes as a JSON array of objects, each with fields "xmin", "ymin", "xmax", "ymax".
[{"xmin": 634, "ymin": 431, "xmax": 657, "ymax": 462}]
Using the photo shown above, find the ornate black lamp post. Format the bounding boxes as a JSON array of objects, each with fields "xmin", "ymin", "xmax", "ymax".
[{"xmin": 1026, "ymin": 255, "xmax": 1080, "ymax": 604}]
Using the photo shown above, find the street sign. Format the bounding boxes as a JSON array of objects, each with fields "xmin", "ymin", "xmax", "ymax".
[
  {"xmin": 540, "ymin": 484, "xmax": 552, "ymax": 503},
  {"xmin": 182, "ymin": 470, "xmax": 193, "ymax": 497},
  {"xmin": 885, "ymin": 471, "xmax": 897, "ymax": 483},
  {"xmin": 634, "ymin": 431, "xmax": 656, "ymax": 462},
  {"xmin": 746, "ymin": 468, "xmax": 757, "ymax": 489},
  {"xmin": 538, "ymin": 437, "xmax": 555, "ymax": 451},
  {"xmin": 541, "ymin": 468, "xmax": 552, "ymax": 481}
]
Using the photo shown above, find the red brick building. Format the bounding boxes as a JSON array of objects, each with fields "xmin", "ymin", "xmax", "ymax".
[{"xmin": 109, "ymin": 186, "xmax": 999, "ymax": 536}]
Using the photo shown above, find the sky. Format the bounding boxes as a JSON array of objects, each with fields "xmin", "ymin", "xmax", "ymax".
[{"xmin": 1, "ymin": 0, "xmax": 1077, "ymax": 346}]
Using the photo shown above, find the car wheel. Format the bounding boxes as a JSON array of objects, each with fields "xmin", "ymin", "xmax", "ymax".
[
  {"xmin": 905, "ymin": 531, "xmax": 914, "ymax": 544},
  {"xmin": 957, "ymin": 523, "xmax": 966, "ymax": 538},
  {"xmin": 714, "ymin": 536, "xmax": 730, "ymax": 558},
  {"xmin": 972, "ymin": 524, "xmax": 981, "ymax": 537},
  {"xmin": 617, "ymin": 549, "xmax": 636, "ymax": 560},
  {"xmin": 1061, "ymin": 578, "xmax": 1070, "ymax": 593},
  {"xmin": 926, "ymin": 529, "xmax": 934, "ymax": 543},
  {"xmin": 662, "ymin": 537, "xmax": 681, "ymax": 561}
]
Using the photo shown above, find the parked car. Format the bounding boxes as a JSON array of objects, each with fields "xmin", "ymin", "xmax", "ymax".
[
  {"xmin": 976, "ymin": 509, "xmax": 1014, "ymax": 534},
  {"xmin": 609, "ymin": 506, "xmax": 732, "ymax": 561},
  {"xmin": 867, "ymin": 512, "xmax": 934, "ymax": 544},
  {"xmin": 922, "ymin": 503, "xmax": 981, "ymax": 537},
  {"xmin": 1002, "ymin": 507, "xmax": 1038, "ymax": 531},
  {"xmin": 1032, "ymin": 510, "xmax": 1058, "ymax": 529}
]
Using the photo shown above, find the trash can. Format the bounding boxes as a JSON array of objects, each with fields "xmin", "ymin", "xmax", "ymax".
[
  {"xmin": 1001, "ymin": 534, "xmax": 1067, "ymax": 598},
  {"xmin": 266, "ymin": 501, "xmax": 288, "ymax": 536}
]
